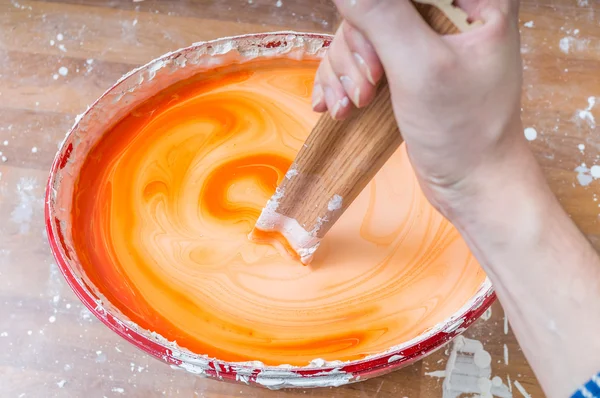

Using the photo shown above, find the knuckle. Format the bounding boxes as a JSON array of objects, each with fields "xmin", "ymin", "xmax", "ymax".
[{"xmin": 424, "ymin": 49, "xmax": 458, "ymax": 78}]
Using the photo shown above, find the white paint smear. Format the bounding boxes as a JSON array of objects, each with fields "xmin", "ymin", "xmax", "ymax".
[
  {"xmin": 327, "ymin": 194, "xmax": 343, "ymax": 211},
  {"xmin": 523, "ymin": 21, "xmax": 534, "ymax": 28},
  {"xmin": 503, "ymin": 344, "xmax": 509, "ymax": 365},
  {"xmin": 10, "ymin": 177, "xmax": 39, "ymax": 234},
  {"xmin": 513, "ymin": 380, "xmax": 531, "ymax": 398},
  {"xmin": 560, "ymin": 36, "xmax": 590, "ymax": 54}
]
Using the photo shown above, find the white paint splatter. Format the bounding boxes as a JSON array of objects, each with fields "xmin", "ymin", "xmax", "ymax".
[
  {"xmin": 579, "ymin": 143, "xmax": 586, "ymax": 152},
  {"xmin": 111, "ymin": 387, "xmax": 125, "ymax": 394},
  {"xmin": 524, "ymin": 127, "xmax": 537, "ymax": 141},
  {"xmin": 503, "ymin": 344, "xmax": 509, "ymax": 365},
  {"xmin": 559, "ymin": 37, "xmax": 570, "ymax": 53},
  {"xmin": 31, "ymin": 147, "xmax": 38, "ymax": 153},
  {"xmin": 58, "ymin": 66, "xmax": 68, "ymax": 76},
  {"xmin": 575, "ymin": 164, "xmax": 593, "ymax": 186},
  {"xmin": 523, "ymin": 21, "xmax": 534, "ymax": 28},
  {"xmin": 86, "ymin": 58, "xmax": 94, "ymax": 65},
  {"xmin": 481, "ymin": 307, "xmax": 492, "ymax": 321},
  {"xmin": 275, "ymin": 0, "xmax": 283, "ymax": 6},
  {"xmin": 53, "ymin": 74, "xmax": 59, "ymax": 80},
  {"xmin": 559, "ymin": 36, "xmax": 590, "ymax": 54},
  {"xmin": 56, "ymin": 33, "xmax": 64, "ymax": 41},
  {"xmin": 590, "ymin": 165, "xmax": 600, "ymax": 178},
  {"xmin": 49, "ymin": 315, "xmax": 56, "ymax": 323},
  {"xmin": 577, "ymin": 96, "xmax": 597, "ymax": 128},
  {"xmin": 57, "ymin": 380, "xmax": 66, "ymax": 388},
  {"xmin": 513, "ymin": 380, "xmax": 532, "ymax": 398}
]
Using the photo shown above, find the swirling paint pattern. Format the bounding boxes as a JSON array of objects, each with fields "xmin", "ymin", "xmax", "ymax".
[{"xmin": 72, "ymin": 59, "xmax": 486, "ymax": 366}]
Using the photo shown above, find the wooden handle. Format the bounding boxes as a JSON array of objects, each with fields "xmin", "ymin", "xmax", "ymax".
[{"xmin": 252, "ymin": 1, "xmax": 469, "ymax": 263}]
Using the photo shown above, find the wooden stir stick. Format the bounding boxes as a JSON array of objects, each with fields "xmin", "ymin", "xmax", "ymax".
[{"xmin": 250, "ymin": 0, "xmax": 474, "ymax": 264}]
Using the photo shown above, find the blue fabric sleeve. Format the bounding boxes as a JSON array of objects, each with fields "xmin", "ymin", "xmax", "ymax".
[{"xmin": 572, "ymin": 373, "xmax": 600, "ymax": 398}]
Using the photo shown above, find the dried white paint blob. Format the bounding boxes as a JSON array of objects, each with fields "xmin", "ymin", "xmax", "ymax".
[
  {"xmin": 575, "ymin": 164, "xmax": 593, "ymax": 186},
  {"xmin": 503, "ymin": 343, "xmax": 509, "ymax": 365},
  {"xmin": 49, "ymin": 315, "xmax": 56, "ymax": 323},
  {"xmin": 31, "ymin": 147, "xmax": 38, "ymax": 153},
  {"xmin": 56, "ymin": 33, "xmax": 64, "ymax": 41},
  {"xmin": 523, "ymin": 21, "xmax": 534, "ymax": 28},
  {"xmin": 53, "ymin": 74, "xmax": 59, "ymax": 80},
  {"xmin": 86, "ymin": 58, "xmax": 94, "ymax": 65},
  {"xmin": 327, "ymin": 194, "xmax": 343, "ymax": 211},
  {"xmin": 474, "ymin": 349, "xmax": 492, "ymax": 368},
  {"xmin": 524, "ymin": 127, "xmax": 537, "ymax": 141},
  {"xmin": 58, "ymin": 66, "xmax": 68, "ymax": 76},
  {"xmin": 579, "ymin": 143, "xmax": 586, "ymax": 152},
  {"xmin": 2, "ymin": 140, "xmax": 7, "ymax": 146},
  {"xmin": 57, "ymin": 380, "xmax": 66, "ymax": 388},
  {"xmin": 50, "ymin": 39, "xmax": 55, "ymax": 46},
  {"xmin": 425, "ymin": 336, "xmax": 512, "ymax": 397},
  {"xmin": 275, "ymin": 0, "xmax": 283, "ymax": 6},
  {"xmin": 58, "ymin": 44, "xmax": 67, "ymax": 52}
]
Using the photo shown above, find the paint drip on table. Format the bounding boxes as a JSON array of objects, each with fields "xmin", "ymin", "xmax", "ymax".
[{"xmin": 71, "ymin": 58, "xmax": 486, "ymax": 366}]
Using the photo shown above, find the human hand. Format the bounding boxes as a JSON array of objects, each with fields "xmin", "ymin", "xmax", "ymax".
[{"xmin": 312, "ymin": 0, "xmax": 524, "ymax": 216}]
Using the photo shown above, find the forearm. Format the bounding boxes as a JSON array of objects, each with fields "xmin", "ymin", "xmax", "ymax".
[{"xmin": 446, "ymin": 139, "xmax": 600, "ymax": 397}]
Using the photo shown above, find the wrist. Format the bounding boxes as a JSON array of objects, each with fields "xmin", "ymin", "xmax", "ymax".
[{"xmin": 430, "ymin": 136, "xmax": 553, "ymax": 237}]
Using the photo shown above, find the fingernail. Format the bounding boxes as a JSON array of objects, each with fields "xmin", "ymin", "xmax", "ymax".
[
  {"xmin": 331, "ymin": 96, "xmax": 349, "ymax": 119},
  {"xmin": 340, "ymin": 75, "xmax": 360, "ymax": 107},
  {"xmin": 312, "ymin": 84, "xmax": 324, "ymax": 109},
  {"xmin": 352, "ymin": 52, "xmax": 375, "ymax": 85}
]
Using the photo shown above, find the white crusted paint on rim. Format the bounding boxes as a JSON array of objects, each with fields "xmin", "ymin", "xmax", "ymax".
[{"xmin": 255, "ymin": 368, "xmax": 353, "ymax": 390}]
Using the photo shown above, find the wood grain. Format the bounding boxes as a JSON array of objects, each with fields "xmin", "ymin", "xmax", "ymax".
[
  {"xmin": 261, "ymin": 2, "xmax": 464, "ymax": 249},
  {"xmin": 4, "ymin": 0, "xmax": 600, "ymax": 396}
]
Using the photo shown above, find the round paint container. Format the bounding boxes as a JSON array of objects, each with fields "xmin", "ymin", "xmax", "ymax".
[{"xmin": 45, "ymin": 32, "xmax": 495, "ymax": 389}]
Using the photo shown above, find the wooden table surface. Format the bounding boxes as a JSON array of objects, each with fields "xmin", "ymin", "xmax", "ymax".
[{"xmin": 1, "ymin": 0, "xmax": 599, "ymax": 396}]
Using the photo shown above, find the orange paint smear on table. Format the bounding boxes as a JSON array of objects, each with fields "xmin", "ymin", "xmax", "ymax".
[{"xmin": 72, "ymin": 59, "xmax": 486, "ymax": 366}]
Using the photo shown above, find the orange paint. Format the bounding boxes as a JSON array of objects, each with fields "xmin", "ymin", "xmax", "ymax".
[{"xmin": 72, "ymin": 59, "xmax": 486, "ymax": 366}]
